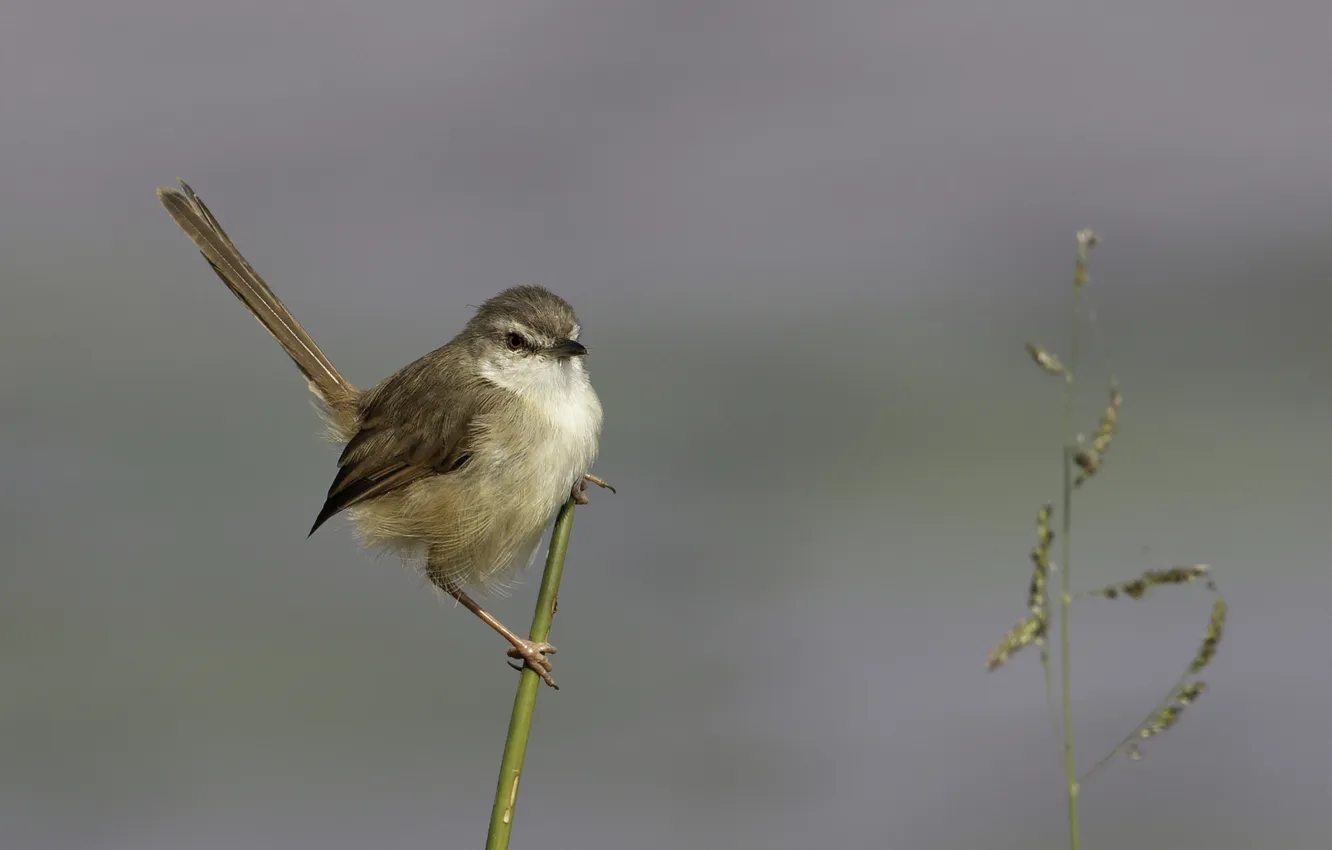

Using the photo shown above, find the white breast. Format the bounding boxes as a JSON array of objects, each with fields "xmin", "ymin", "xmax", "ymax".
[
  {"xmin": 528, "ymin": 374, "xmax": 602, "ymax": 501},
  {"xmin": 479, "ymin": 356, "xmax": 603, "ymax": 512},
  {"xmin": 467, "ymin": 359, "xmax": 601, "ymax": 586}
]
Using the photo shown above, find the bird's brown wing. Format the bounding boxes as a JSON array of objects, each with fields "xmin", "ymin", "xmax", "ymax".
[{"xmin": 308, "ymin": 349, "xmax": 500, "ymax": 535}]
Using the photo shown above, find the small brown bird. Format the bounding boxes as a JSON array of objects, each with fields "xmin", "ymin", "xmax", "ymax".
[{"xmin": 157, "ymin": 181, "xmax": 612, "ymax": 688}]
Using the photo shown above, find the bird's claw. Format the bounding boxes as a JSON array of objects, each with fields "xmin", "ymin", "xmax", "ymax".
[
  {"xmin": 506, "ymin": 640, "xmax": 559, "ymax": 689},
  {"xmin": 572, "ymin": 473, "xmax": 616, "ymax": 504}
]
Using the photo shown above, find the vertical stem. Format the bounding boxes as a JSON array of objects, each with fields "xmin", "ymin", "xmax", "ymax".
[
  {"xmin": 1060, "ymin": 231, "xmax": 1094, "ymax": 850},
  {"xmin": 485, "ymin": 499, "xmax": 577, "ymax": 850},
  {"xmin": 1060, "ymin": 439, "xmax": 1080, "ymax": 850}
]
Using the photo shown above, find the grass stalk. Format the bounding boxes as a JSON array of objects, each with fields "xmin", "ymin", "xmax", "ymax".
[
  {"xmin": 991, "ymin": 232, "xmax": 1225, "ymax": 848},
  {"xmin": 484, "ymin": 498, "xmax": 578, "ymax": 850},
  {"xmin": 1059, "ymin": 230, "xmax": 1094, "ymax": 850}
]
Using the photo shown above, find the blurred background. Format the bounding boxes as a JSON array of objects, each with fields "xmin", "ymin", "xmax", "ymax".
[{"xmin": 3, "ymin": 2, "xmax": 1331, "ymax": 848}]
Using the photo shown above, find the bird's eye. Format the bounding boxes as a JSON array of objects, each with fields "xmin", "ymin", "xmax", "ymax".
[{"xmin": 505, "ymin": 332, "xmax": 526, "ymax": 352}]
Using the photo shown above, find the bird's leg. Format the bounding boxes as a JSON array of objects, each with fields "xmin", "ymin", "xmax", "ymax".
[
  {"xmin": 446, "ymin": 586, "xmax": 559, "ymax": 689},
  {"xmin": 571, "ymin": 473, "xmax": 616, "ymax": 505}
]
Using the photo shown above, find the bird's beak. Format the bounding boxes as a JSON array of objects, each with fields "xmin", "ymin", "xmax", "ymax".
[{"xmin": 545, "ymin": 339, "xmax": 588, "ymax": 358}]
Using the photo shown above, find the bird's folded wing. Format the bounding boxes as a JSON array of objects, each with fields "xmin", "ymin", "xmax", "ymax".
[{"xmin": 308, "ymin": 353, "xmax": 502, "ymax": 535}]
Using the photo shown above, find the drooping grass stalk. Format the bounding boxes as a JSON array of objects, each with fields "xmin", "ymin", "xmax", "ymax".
[
  {"xmin": 1076, "ymin": 571, "xmax": 1226, "ymax": 783},
  {"xmin": 485, "ymin": 499, "xmax": 578, "ymax": 850},
  {"xmin": 1059, "ymin": 231, "xmax": 1096, "ymax": 850}
]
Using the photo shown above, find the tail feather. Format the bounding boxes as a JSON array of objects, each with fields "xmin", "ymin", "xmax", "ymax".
[{"xmin": 157, "ymin": 180, "xmax": 357, "ymax": 413}]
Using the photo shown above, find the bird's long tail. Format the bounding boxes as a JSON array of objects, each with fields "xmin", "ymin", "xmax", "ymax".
[{"xmin": 157, "ymin": 180, "xmax": 358, "ymax": 427}]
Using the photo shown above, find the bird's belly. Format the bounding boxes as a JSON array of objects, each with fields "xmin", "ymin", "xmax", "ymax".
[
  {"xmin": 496, "ymin": 420, "xmax": 597, "ymax": 526},
  {"xmin": 353, "ymin": 385, "xmax": 601, "ymax": 593},
  {"xmin": 465, "ymin": 402, "xmax": 599, "ymax": 585}
]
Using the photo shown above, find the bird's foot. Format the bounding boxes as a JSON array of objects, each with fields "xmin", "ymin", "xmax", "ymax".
[
  {"xmin": 572, "ymin": 473, "xmax": 616, "ymax": 505},
  {"xmin": 506, "ymin": 640, "xmax": 559, "ymax": 689}
]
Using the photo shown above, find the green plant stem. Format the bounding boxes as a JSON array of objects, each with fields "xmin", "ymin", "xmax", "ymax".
[
  {"xmin": 1060, "ymin": 234, "xmax": 1092, "ymax": 850},
  {"xmin": 1060, "ymin": 438, "xmax": 1080, "ymax": 850},
  {"xmin": 485, "ymin": 499, "xmax": 578, "ymax": 850}
]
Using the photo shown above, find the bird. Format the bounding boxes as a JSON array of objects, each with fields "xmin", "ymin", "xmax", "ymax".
[{"xmin": 157, "ymin": 180, "xmax": 612, "ymax": 688}]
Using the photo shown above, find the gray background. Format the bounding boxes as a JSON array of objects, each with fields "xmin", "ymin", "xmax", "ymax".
[{"xmin": 3, "ymin": 2, "xmax": 1331, "ymax": 848}]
